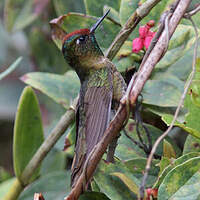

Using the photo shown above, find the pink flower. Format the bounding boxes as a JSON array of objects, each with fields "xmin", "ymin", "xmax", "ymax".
[
  {"xmin": 147, "ymin": 30, "xmax": 156, "ymax": 37},
  {"xmin": 132, "ymin": 20, "xmax": 156, "ymax": 53},
  {"xmin": 144, "ymin": 31, "xmax": 156, "ymax": 49},
  {"xmin": 132, "ymin": 38, "xmax": 143, "ymax": 53},
  {"xmin": 139, "ymin": 26, "xmax": 149, "ymax": 38},
  {"xmin": 144, "ymin": 36, "xmax": 152, "ymax": 49}
]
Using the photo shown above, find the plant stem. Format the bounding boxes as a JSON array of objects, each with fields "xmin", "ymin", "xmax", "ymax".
[{"xmin": 3, "ymin": 178, "xmax": 23, "ymax": 200}]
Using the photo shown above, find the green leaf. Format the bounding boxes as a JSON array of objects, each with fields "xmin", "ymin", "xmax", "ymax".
[
  {"xmin": 163, "ymin": 140, "xmax": 176, "ymax": 159},
  {"xmin": 162, "ymin": 60, "xmax": 200, "ymax": 139},
  {"xmin": 162, "ymin": 114, "xmax": 200, "ymax": 139},
  {"xmin": 84, "ymin": 0, "xmax": 121, "ymax": 17},
  {"xmin": 93, "ymin": 160, "xmax": 140, "ymax": 199},
  {"xmin": 0, "ymin": 57, "xmax": 22, "ymax": 80},
  {"xmin": 190, "ymin": 58, "xmax": 200, "ymax": 107},
  {"xmin": 124, "ymin": 158, "xmax": 160, "ymax": 187},
  {"xmin": 119, "ymin": 0, "xmax": 139, "ymax": 26},
  {"xmin": 183, "ymin": 135, "xmax": 200, "ymax": 154},
  {"xmin": 28, "ymin": 28, "xmax": 68, "ymax": 73},
  {"xmin": 153, "ymin": 25, "xmax": 194, "ymax": 74},
  {"xmin": 145, "ymin": 25, "xmax": 198, "ymax": 110},
  {"xmin": 158, "ymin": 156, "xmax": 171, "ymax": 177},
  {"xmin": 0, "ymin": 178, "xmax": 16, "ymax": 199},
  {"xmin": 111, "ymin": 172, "xmax": 139, "ymax": 194},
  {"xmin": 154, "ymin": 152, "xmax": 200, "ymax": 188},
  {"xmin": 150, "ymin": 58, "xmax": 200, "ymax": 138},
  {"xmin": 157, "ymin": 33, "xmax": 200, "ymax": 82},
  {"xmin": 142, "ymin": 77, "xmax": 183, "ymax": 107},
  {"xmin": 50, "ymin": 12, "xmax": 120, "ymax": 50},
  {"xmin": 13, "ymin": 86, "xmax": 44, "ymax": 183},
  {"xmin": 41, "ymin": 150, "xmax": 66, "ymax": 175},
  {"xmin": 113, "ymin": 55, "xmax": 134, "ymax": 73},
  {"xmin": 158, "ymin": 156, "xmax": 200, "ymax": 200},
  {"xmin": 146, "ymin": 105, "xmax": 186, "ymax": 123},
  {"xmin": 168, "ymin": 25, "xmax": 192, "ymax": 51},
  {"xmin": 21, "ymin": 71, "xmax": 80, "ymax": 108},
  {"xmin": 19, "ymin": 171, "xmax": 70, "ymax": 200},
  {"xmin": 79, "ymin": 191, "xmax": 110, "ymax": 200},
  {"xmin": 112, "ymin": 41, "xmax": 136, "ymax": 73}
]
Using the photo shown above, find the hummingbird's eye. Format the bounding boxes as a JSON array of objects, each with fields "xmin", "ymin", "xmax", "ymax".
[{"xmin": 76, "ymin": 35, "xmax": 86, "ymax": 44}]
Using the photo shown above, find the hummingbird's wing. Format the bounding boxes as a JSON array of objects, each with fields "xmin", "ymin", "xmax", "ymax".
[
  {"xmin": 84, "ymin": 86, "xmax": 112, "ymax": 155},
  {"xmin": 71, "ymin": 69, "xmax": 113, "ymax": 187}
]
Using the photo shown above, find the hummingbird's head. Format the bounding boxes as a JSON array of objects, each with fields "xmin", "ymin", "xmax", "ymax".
[{"xmin": 62, "ymin": 10, "xmax": 110, "ymax": 80}]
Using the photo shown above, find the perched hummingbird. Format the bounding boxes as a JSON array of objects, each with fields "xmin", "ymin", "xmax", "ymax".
[{"xmin": 62, "ymin": 10, "xmax": 126, "ymax": 188}]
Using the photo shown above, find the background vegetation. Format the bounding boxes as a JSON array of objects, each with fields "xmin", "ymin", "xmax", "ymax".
[{"xmin": 0, "ymin": 0, "xmax": 200, "ymax": 199}]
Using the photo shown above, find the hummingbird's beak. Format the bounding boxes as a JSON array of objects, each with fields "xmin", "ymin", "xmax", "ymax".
[{"xmin": 90, "ymin": 9, "xmax": 110, "ymax": 33}]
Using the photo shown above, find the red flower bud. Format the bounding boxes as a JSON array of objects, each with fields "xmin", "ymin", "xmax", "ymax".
[
  {"xmin": 147, "ymin": 20, "xmax": 155, "ymax": 27},
  {"xmin": 146, "ymin": 188, "xmax": 158, "ymax": 199}
]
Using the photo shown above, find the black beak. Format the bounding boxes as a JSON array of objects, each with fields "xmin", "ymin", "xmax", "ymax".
[{"xmin": 90, "ymin": 9, "xmax": 110, "ymax": 33}]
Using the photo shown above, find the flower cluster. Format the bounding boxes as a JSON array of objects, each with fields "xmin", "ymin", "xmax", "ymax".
[
  {"xmin": 146, "ymin": 188, "xmax": 158, "ymax": 200},
  {"xmin": 132, "ymin": 20, "xmax": 156, "ymax": 53}
]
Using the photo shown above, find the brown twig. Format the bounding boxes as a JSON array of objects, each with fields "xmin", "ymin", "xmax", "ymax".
[
  {"xmin": 65, "ymin": 0, "xmax": 192, "ymax": 199},
  {"xmin": 139, "ymin": 3, "xmax": 198, "ymax": 200},
  {"xmin": 184, "ymin": 4, "xmax": 200, "ymax": 17},
  {"xmin": 106, "ymin": 133, "xmax": 120, "ymax": 163}
]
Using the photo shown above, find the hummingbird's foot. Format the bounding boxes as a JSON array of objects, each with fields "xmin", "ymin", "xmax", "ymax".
[
  {"xmin": 120, "ymin": 72, "xmax": 138, "ymax": 127},
  {"xmin": 106, "ymin": 133, "xmax": 121, "ymax": 163}
]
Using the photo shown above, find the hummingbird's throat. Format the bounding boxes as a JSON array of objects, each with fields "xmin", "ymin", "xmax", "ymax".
[{"xmin": 74, "ymin": 56, "xmax": 108, "ymax": 82}]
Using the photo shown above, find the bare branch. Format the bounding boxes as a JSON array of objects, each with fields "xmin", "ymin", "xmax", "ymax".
[{"xmin": 184, "ymin": 4, "xmax": 200, "ymax": 17}]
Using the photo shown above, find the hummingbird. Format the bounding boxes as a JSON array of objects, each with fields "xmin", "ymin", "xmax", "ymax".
[{"xmin": 62, "ymin": 10, "xmax": 126, "ymax": 188}]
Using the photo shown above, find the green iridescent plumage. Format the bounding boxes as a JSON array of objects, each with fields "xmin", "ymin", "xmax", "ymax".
[{"xmin": 62, "ymin": 11, "xmax": 126, "ymax": 188}]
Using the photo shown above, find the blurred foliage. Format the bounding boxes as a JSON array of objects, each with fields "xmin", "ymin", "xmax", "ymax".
[
  {"xmin": 0, "ymin": 0, "xmax": 200, "ymax": 200},
  {"xmin": 13, "ymin": 86, "xmax": 44, "ymax": 184}
]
